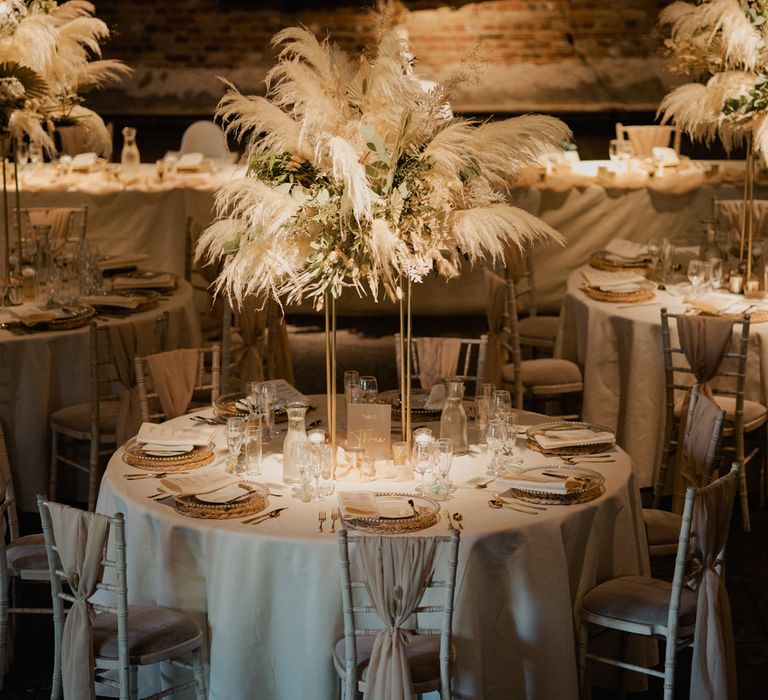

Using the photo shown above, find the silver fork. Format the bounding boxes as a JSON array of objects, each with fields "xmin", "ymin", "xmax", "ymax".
[
  {"xmin": 318, "ymin": 510, "xmax": 327, "ymax": 533},
  {"xmin": 331, "ymin": 507, "xmax": 339, "ymax": 533}
]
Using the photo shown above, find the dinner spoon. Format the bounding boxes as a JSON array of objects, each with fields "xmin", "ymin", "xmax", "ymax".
[{"xmin": 488, "ymin": 498, "xmax": 539, "ymax": 515}]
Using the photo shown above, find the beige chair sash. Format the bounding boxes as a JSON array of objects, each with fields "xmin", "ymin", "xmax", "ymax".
[
  {"xmin": 47, "ymin": 502, "xmax": 109, "ymax": 700},
  {"xmin": 146, "ymin": 348, "xmax": 199, "ymax": 419},
  {"xmin": 414, "ymin": 338, "xmax": 461, "ymax": 390},
  {"xmin": 483, "ymin": 269, "xmax": 506, "ymax": 386},
  {"xmin": 684, "ymin": 393, "xmax": 723, "ymax": 483},
  {"xmin": 109, "ymin": 322, "xmax": 156, "ymax": 445},
  {"xmin": 357, "ymin": 536, "xmax": 437, "ymax": 700},
  {"xmin": 689, "ymin": 471, "xmax": 738, "ymax": 700}
]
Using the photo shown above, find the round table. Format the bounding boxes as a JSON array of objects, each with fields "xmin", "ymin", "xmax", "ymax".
[
  {"xmin": 96, "ymin": 404, "xmax": 649, "ymax": 700},
  {"xmin": 0, "ymin": 280, "xmax": 201, "ymax": 510},
  {"xmin": 556, "ymin": 264, "xmax": 768, "ymax": 488}
]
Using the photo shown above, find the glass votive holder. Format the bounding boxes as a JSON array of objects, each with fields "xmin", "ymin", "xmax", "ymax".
[
  {"xmin": 244, "ymin": 419, "xmax": 263, "ymax": 478},
  {"xmin": 360, "ymin": 456, "xmax": 376, "ymax": 482},
  {"xmin": 413, "ymin": 427, "xmax": 433, "ymax": 444},
  {"xmin": 308, "ymin": 428, "xmax": 326, "ymax": 446},
  {"xmin": 392, "ymin": 441, "xmax": 409, "ymax": 466},
  {"xmin": 345, "ymin": 446, "xmax": 365, "ymax": 471}
]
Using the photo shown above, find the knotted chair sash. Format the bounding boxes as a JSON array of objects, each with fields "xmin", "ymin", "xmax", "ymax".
[
  {"xmin": 357, "ymin": 536, "xmax": 437, "ymax": 700},
  {"xmin": 414, "ymin": 338, "xmax": 462, "ymax": 390},
  {"xmin": 672, "ymin": 316, "xmax": 733, "ymax": 511},
  {"xmin": 237, "ymin": 297, "xmax": 267, "ymax": 385},
  {"xmin": 689, "ymin": 470, "xmax": 738, "ymax": 700},
  {"xmin": 28, "ymin": 208, "xmax": 78, "ymax": 242},
  {"xmin": 109, "ymin": 322, "xmax": 156, "ymax": 444},
  {"xmin": 47, "ymin": 502, "xmax": 109, "ymax": 700},
  {"xmin": 483, "ymin": 269, "xmax": 507, "ymax": 386},
  {"xmin": 146, "ymin": 348, "xmax": 199, "ymax": 419},
  {"xmin": 683, "ymin": 393, "xmax": 723, "ymax": 484}
]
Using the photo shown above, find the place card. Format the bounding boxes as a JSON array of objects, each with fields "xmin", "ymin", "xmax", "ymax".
[{"xmin": 347, "ymin": 403, "xmax": 391, "ymax": 460}]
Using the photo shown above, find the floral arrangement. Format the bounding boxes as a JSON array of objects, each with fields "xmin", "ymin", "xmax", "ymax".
[
  {"xmin": 197, "ymin": 26, "xmax": 569, "ymax": 309},
  {"xmin": 659, "ymin": 0, "xmax": 768, "ymax": 158},
  {"xmin": 0, "ymin": 0, "xmax": 130, "ymax": 154}
]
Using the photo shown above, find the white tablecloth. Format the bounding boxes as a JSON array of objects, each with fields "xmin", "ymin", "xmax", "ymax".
[
  {"xmin": 96, "ymin": 407, "xmax": 649, "ymax": 700},
  {"xmin": 1, "ymin": 281, "xmax": 201, "ymax": 510},
  {"xmin": 556, "ymin": 266, "xmax": 767, "ymax": 488}
]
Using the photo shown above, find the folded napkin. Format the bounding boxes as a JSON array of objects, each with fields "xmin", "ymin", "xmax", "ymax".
[
  {"xmin": 688, "ymin": 293, "xmax": 758, "ymax": 315},
  {"xmin": 652, "ymin": 147, "xmax": 680, "ymax": 166},
  {"xmin": 177, "ymin": 152, "xmax": 204, "ymax": 168},
  {"xmin": 604, "ymin": 238, "xmax": 648, "ymax": 261},
  {"xmin": 334, "ymin": 460, "xmax": 414, "ymax": 483},
  {"xmin": 10, "ymin": 308, "xmax": 56, "ymax": 324},
  {"xmin": 79, "ymin": 294, "xmax": 141, "ymax": 310},
  {"xmin": 534, "ymin": 428, "xmax": 614, "ymax": 450},
  {"xmin": 337, "ymin": 491, "xmax": 378, "ymax": 517},
  {"xmin": 112, "ymin": 273, "xmax": 176, "ymax": 290},
  {"xmin": 423, "ymin": 383, "xmax": 446, "ymax": 410},
  {"xmin": 499, "ymin": 475, "xmax": 582, "ymax": 494},
  {"xmin": 97, "ymin": 253, "xmax": 149, "ymax": 271},
  {"xmin": 581, "ymin": 269, "xmax": 651, "ymax": 292},
  {"xmin": 71, "ymin": 152, "xmax": 98, "ymax": 171},
  {"xmin": 136, "ymin": 422, "xmax": 214, "ymax": 448},
  {"xmin": 159, "ymin": 472, "xmax": 239, "ymax": 498}
]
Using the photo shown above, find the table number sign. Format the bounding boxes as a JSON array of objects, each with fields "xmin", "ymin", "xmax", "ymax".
[{"xmin": 347, "ymin": 403, "xmax": 391, "ymax": 460}]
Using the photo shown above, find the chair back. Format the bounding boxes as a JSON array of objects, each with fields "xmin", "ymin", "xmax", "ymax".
[
  {"xmin": 0, "ymin": 423, "xmax": 19, "ymax": 544},
  {"xmin": 37, "ymin": 497, "xmax": 130, "ymax": 699},
  {"xmin": 135, "ymin": 345, "xmax": 221, "ymax": 422},
  {"xmin": 616, "ymin": 123, "xmax": 681, "ymax": 157},
  {"xmin": 681, "ymin": 386, "xmax": 725, "ymax": 486},
  {"xmin": 18, "ymin": 206, "xmax": 88, "ymax": 246},
  {"xmin": 503, "ymin": 246, "xmax": 541, "ymax": 318},
  {"xmin": 394, "ymin": 334, "xmax": 487, "ymax": 395},
  {"xmin": 337, "ymin": 529, "xmax": 460, "ymax": 699},
  {"xmin": 180, "ymin": 120, "xmax": 229, "ymax": 159}
]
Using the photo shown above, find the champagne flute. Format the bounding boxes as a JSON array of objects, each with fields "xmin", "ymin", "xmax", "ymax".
[
  {"xmin": 226, "ymin": 417, "xmax": 245, "ymax": 473},
  {"xmin": 486, "ymin": 420, "xmax": 507, "ymax": 476},
  {"xmin": 436, "ymin": 438, "xmax": 454, "ymax": 487},
  {"xmin": 358, "ymin": 375, "xmax": 378, "ymax": 403}
]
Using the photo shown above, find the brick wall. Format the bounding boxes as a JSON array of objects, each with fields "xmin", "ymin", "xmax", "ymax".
[{"xmin": 91, "ymin": 0, "xmax": 675, "ymax": 116}]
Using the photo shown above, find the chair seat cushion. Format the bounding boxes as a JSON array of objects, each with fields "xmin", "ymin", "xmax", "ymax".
[
  {"xmin": 93, "ymin": 604, "xmax": 202, "ymax": 664},
  {"xmin": 502, "ymin": 358, "xmax": 582, "ymax": 387},
  {"xmin": 333, "ymin": 634, "xmax": 444, "ymax": 686},
  {"xmin": 582, "ymin": 575, "xmax": 697, "ymax": 629},
  {"xmin": 675, "ymin": 396, "xmax": 767, "ymax": 430},
  {"xmin": 518, "ymin": 315, "xmax": 559, "ymax": 343},
  {"xmin": 6, "ymin": 533, "xmax": 47, "ymax": 573},
  {"xmin": 50, "ymin": 400, "xmax": 120, "ymax": 435},
  {"xmin": 642, "ymin": 508, "xmax": 682, "ymax": 547}
]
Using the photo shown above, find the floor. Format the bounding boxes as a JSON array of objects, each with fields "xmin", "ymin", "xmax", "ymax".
[{"xmin": 2, "ymin": 319, "xmax": 768, "ymax": 699}]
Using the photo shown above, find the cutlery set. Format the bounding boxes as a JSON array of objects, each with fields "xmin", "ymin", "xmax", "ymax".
[
  {"xmin": 317, "ymin": 508, "xmax": 340, "ymax": 533},
  {"xmin": 126, "ymin": 471, "xmax": 188, "ymax": 480},
  {"xmin": 242, "ymin": 507, "xmax": 287, "ymax": 525},
  {"xmin": 445, "ymin": 511, "xmax": 464, "ymax": 530}
]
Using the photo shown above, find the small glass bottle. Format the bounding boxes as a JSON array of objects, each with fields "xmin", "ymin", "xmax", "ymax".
[
  {"xmin": 121, "ymin": 127, "xmax": 140, "ymax": 176},
  {"xmin": 440, "ymin": 377, "xmax": 468, "ymax": 456},
  {"xmin": 282, "ymin": 402, "xmax": 309, "ymax": 484}
]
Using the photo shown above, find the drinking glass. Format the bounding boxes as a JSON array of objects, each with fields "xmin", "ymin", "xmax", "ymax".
[
  {"xmin": 490, "ymin": 390, "xmax": 512, "ymax": 420},
  {"xmin": 412, "ymin": 440, "xmax": 434, "ymax": 494},
  {"xmin": 225, "ymin": 417, "xmax": 245, "ymax": 473},
  {"xmin": 709, "ymin": 259, "xmax": 723, "ymax": 291},
  {"xmin": 485, "ymin": 420, "xmax": 507, "ymax": 476},
  {"xmin": 359, "ymin": 456, "xmax": 376, "ymax": 482},
  {"xmin": 481, "ymin": 383, "xmax": 495, "ymax": 399},
  {"xmin": 15, "ymin": 141, "xmax": 28, "ymax": 168},
  {"xmin": 345, "ymin": 445, "xmax": 365, "ymax": 471},
  {"xmin": 292, "ymin": 442, "xmax": 312, "ymax": 501},
  {"xmin": 318, "ymin": 444, "xmax": 334, "ymax": 495},
  {"xmin": 474, "ymin": 395, "xmax": 490, "ymax": 445},
  {"xmin": 392, "ymin": 441, "xmax": 409, "ymax": 466},
  {"xmin": 358, "ymin": 375, "xmax": 378, "ymax": 403},
  {"xmin": 344, "ymin": 370, "xmax": 360, "ymax": 405},
  {"xmin": 309, "ymin": 441, "xmax": 325, "ymax": 500},
  {"xmin": 28, "ymin": 140, "xmax": 42, "ymax": 167},
  {"xmin": 260, "ymin": 381, "xmax": 278, "ymax": 438},
  {"xmin": 687, "ymin": 259, "xmax": 705, "ymax": 295},
  {"xmin": 413, "ymin": 427, "xmax": 433, "ymax": 444},
  {"xmin": 659, "ymin": 239, "xmax": 675, "ymax": 282},
  {"xmin": 244, "ymin": 419, "xmax": 263, "ymax": 478}
]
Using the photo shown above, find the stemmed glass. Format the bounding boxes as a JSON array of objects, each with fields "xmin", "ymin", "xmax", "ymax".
[
  {"xmin": 486, "ymin": 420, "xmax": 507, "ymax": 476},
  {"xmin": 260, "ymin": 381, "xmax": 278, "ymax": 438},
  {"xmin": 225, "ymin": 417, "xmax": 245, "ymax": 473},
  {"xmin": 292, "ymin": 442, "xmax": 312, "ymax": 502},
  {"xmin": 687, "ymin": 259, "xmax": 705, "ymax": 296},
  {"xmin": 412, "ymin": 440, "xmax": 434, "ymax": 494},
  {"xmin": 490, "ymin": 390, "xmax": 512, "ymax": 421},
  {"xmin": 436, "ymin": 438, "xmax": 454, "ymax": 494},
  {"xmin": 358, "ymin": 376, "xmax": 378, "ymax": 403},
  {"xmin": 474, "ymin": 395, "xmax": 490, "ymax": 445}
]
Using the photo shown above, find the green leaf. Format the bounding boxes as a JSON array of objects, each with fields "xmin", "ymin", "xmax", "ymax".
[{"xmin": 0, "ymin": 62, "xmax": 48, "ymax": 100}]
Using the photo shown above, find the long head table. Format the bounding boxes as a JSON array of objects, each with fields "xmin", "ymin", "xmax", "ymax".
[{"xmin": 96, "ymin": 403, "xmax": 649, "ymax": 699}]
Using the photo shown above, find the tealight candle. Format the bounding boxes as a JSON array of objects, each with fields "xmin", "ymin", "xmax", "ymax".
[{"xmin": 729, "ymin": 273, "xmax": 743, "ymax": 294}]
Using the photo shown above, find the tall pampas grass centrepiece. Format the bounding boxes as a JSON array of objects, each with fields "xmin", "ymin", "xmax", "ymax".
[{"xmin": 198, "ymin": 23, "xmax": 570, "ymax": 452}]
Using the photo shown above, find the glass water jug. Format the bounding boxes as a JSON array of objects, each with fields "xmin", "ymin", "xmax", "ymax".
[
  {"xmin": 282, "ymin": 402, "xmax": 309, "ymax": 484},
  {"xmin": 121, "ymin": 127, "xmax": 140, "ymax": 176},
  {"xmin": 440, "ymin": 377, "xmax": 468, "ymax": 455}
]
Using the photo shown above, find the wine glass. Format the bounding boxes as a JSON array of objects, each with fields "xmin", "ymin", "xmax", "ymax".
[
  {"xmin": 292, "ymin": 442, "xmax": 312, "ymax": 501},
  {"xmin": 687, "ymin": 259, "xmax": 705, "ymax": 296},
  {"xmin": 225, "ymin": 417, "xmax": 245, "ymax": 473},
  {"xmin": 486, "ymin": 420, "xmax": 507, "ymax": 476},
  {"xmin": 436, "ymin": 438, "xmax": 454, "ymax": 488},
  {"xmin": 490, "ymin": 390, "xmax": 512, "ymax": 420},
  {"xmin": 358, "ymin": 375, "xmax": 378, "ymax": 403},
  {"xmin": 412, "ymin": 440, "xmax": 434, "ymax": 494}
]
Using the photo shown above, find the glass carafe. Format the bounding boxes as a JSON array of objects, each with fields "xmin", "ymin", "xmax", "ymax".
[
  {"xmin": 33, "ymin": 224, "xmax": 58, "ymax": 308},
  {"xmin": 121, "ymin": 127, "xmax": 140, "ymax": 176},
  {"xmin": 440, "ymin": 377, "xmax": 468, "ymax": 456},
  {"xmin": 282, "ymin": 401, "xmax": 309, "ymax": 484}
]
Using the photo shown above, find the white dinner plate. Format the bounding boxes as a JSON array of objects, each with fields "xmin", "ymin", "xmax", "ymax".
[{"xmin": 141, "ymin": 443, "xmax": 194, "ymax": 457}]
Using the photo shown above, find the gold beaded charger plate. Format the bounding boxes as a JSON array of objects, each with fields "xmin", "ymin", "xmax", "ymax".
[
  {"xmin": 501, "ymin": 465, "xmax": 605, "ymax": 505},
  {"xmin": 589, "ymin": 250, "xmax": 651, "ymax": 272},
  {"xmin": 15, "ymin": 304, "xmax": 96, "ymax": 332},
  {"xmin": 122, "ymin": 438, "xmax": 215, "ymax": 472},
  {"xmin": 173, "ymin": 481, "xmax": 269, "ymax": 520},
  {"xmin": 582, "ymin": 285, "xmax": 655, "ymax": 304},
  {"xmin": 526, "ymin": 421, "xmax": 615, "ymax": 456},
  {"xmin": 213, "ymin": 391, "xmax": 295, "ymax": 423},
  {"xmin": 697, "ymin": 308, "xmax": 768, "ymax": 324},
  {"xmin": 341, "ymin": 492, "xmax": 441, "ymax": 533}
]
